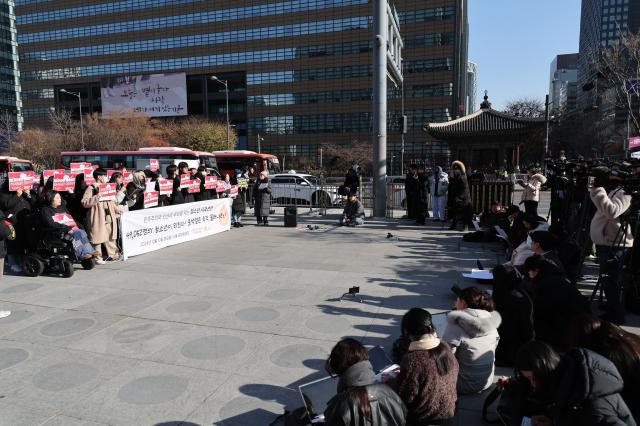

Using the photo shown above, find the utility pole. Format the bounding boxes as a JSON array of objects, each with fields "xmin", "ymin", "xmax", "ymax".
[
  {"xmin": 257, "ymin": 133, "xmax": 263, "ymax": 153},
  {"xmin": 544, "ymin": 94, "xmax": 550, "ymax": 167},
  {"xmin": 373, "ymin": 0, "xmax": 388, "ymax": 218}
]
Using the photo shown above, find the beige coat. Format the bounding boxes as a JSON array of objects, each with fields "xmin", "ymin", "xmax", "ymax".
[
  {"xmin": 589, "ymin": 187, "xmax": 634, "ymax": 247},
  {"xmin": 520, "ymin": 173, "xmax": 547, "ymax": 202},
  {"xmin": 81, "ymin": 186, "xmax": 121, "ymax": 244}
]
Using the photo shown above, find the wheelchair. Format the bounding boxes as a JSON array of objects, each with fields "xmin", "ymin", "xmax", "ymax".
[{"xmin": 20, "ymin": 213, "xmax": 95, "ymax": 278}]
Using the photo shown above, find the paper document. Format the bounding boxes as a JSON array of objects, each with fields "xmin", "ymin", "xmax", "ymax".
[
  {"xmin": 494, "ymin": 226, "xmax": 509, "ymax": 240},
  {"xmin": 375, "ymin": 364, "xmax": 400, "ymax": 382},
  {"xmin": 463, "ymin": 269, "xmax": 494, "ymax": 280}
]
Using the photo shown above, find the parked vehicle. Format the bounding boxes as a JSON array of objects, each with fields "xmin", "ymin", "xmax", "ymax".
[
  {"xmin": 269, "ymin": 173, "xmax": 338, "ymax": 206},
  {"xmin": 212, "ymin": 151, "xmax": 280, "ymax": 177}
]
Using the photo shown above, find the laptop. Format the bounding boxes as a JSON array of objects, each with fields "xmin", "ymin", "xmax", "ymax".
[
  {"xmin": 298, "ymin": 346, "xmax": 395, "ymax": 423},
  {"xmin": 431, "ymin": 311, "xmax": 450, "ymax": 337}
]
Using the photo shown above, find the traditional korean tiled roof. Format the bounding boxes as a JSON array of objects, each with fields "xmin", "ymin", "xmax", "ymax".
[{"xmin": 425, "ymin": 108, "xmax": 545, "ymax": 139}]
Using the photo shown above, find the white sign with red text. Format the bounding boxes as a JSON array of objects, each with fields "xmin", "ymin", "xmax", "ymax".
[
  {"xmin": 144, "ymin": 191, "xmax": 159, "ymax": 208},
  {"xmin": 52, "ymin": 213, "xmax": 79, "ymax": 231},
  {"xmin": 8, "ymin": 172, "xmax": 34, "ymax": 191},
  {"xmin": 158, "ymin": 178, "xmax": 173, "ymax": 195},
  {"xmin": 98, "ymin": 183, "xmax": 116, "ymax": 201},
  {"xmin": 53, "ymin": 173, "xmax": 76, "ymax": 192}
]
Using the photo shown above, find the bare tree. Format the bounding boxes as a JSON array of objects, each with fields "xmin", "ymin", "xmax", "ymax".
[
  {"xmin": 12, "ymin": 129, "xmax": 63, "ymax": 169},
  {"xmin": 0, "ymin": 110, "xmax": 16, "ymax": 153},
  {"xmin": 503, "ymin": 97, "xmax": 545, "ymax": 118},
  {"xmin": 48, "ymin": 109, "xmax": 80, "ymax": 151},
  {"xmin": 159, "ymin": 117, "xmax": 236, "ymax": 151},
  {"xmin": 84, "ymin": 112, "xmax": 154, "ymax": 151},
  {"xmin": 594, "ymin": 31, "xmax": 640, "ymax": 135},
  {"xmin": 324, "ymin": 140, "xmax": 373, "ymax": 176}
]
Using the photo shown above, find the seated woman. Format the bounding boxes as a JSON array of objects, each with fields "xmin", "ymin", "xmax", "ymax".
[
  {"xmin": 511, "ymin": 341, "xmax": 635, "ymax": 426},
  {"xmin": 443, "ymin": 287, "xmax": 501, "ymax": 394},
  {"xmin": 324, "ymin": 338, "xmax": 406, "ymax": 426},
  {"xmin": 40, "ymin": 191, "xmax": 99, "ymax": 261},
  {"xmin": 340, "ymin": 193, "xmax": 365, "ymax": 226},
  {"xmin": 387, "ymin": 308, "xmax": 458, "ymax": 424},
  {"xmin": 492, "ymin": 265, "xmax": 534, "ymax": 366}
]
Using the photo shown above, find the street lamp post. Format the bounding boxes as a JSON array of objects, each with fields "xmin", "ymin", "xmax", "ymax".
[
  {"xmin": 60, "ymin": 89, "xmax": 84, "ymax": 151},
  {"xmin": 210, "ymin": 76, "xmax": 231, "ymax": 150},
  {"xmin": 257, "ymin": 134, "xmax": 264, "ymax": 153}
]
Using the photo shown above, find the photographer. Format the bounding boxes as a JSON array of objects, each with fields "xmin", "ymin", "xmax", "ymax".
[{"xmin": 589, "ymin": 173, "xmax": 634, "ymax": 325}]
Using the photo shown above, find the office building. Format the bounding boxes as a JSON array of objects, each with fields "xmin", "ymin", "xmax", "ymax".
[
  {"xmin": 549, "ymin": 53, "xmax": 578, "ymax": 115},
  {"xmin": 466, "ymin": 61, "xmax": 477, "ymax": 114},
  {"xmin": 15, "ymin": 0, "xmax": 468, "ymax": 163},
  {"xmin": 0, "ymin": 0, "xmax": 22, "ymax": 140}
]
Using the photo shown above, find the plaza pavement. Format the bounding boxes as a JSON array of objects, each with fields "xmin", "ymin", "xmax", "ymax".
[{"xmin": 0, "ymin": 208, "xmax": 638, "ymax": 426}]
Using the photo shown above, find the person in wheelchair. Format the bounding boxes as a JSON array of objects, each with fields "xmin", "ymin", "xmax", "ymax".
[{"xmin": 40, "ymin": 191, "xmax": 99, "ymax": 262}]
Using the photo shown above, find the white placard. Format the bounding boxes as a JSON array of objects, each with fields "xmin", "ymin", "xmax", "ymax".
[
  {"xmin": 101, "ymin": 72, "xmax": 188, "ymax": 118},
  {"xmin": 120, "ymin": 198, "xmax": 231, "ymax": 259},
  {"xmin": 462, "ymin": 269, "xmax": 494, "ymax": 280}
]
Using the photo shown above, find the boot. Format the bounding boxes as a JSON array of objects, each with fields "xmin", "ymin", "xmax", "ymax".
[{"xmin": 263, "ymin": 218, "xmax": 269, "ymax": 226}]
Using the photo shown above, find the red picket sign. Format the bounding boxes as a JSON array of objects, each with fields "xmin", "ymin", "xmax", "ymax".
[
  {"xmin": 43, "ymin": 169, "xmax": 65, "ymax": 182},
  {"xmin": 216, "ymin": 181, "xmax": 228, "ymax": 193},
  {"xmin": 8, "ymin": 171, "xmax": 34, "ymax": 191},
  {"xmin": 70, "ymin": 163, "xmax": 85, "ymax": 174},
  {"xmin": 53, "ymin": 173, "xmax": 76, "ymax": 192},
  {"xmin": 230, "ymin": 185, "xmax": 239, "ymax": 198},
  {"xmin": 98, "ymin": 183, "xmax": 116, "ymax": 201},
  {"xmin": 144, "ymin": 191, "xmax": 159, "ymax": 208},
  {"xmin": 179, "ymin": 174, "xmax": 191, "ymax": 189},
  {"xmin": 149, "ymin": 159, "xmax": 159, "ymax": 172},
  {"xmin": 51, "ymin": 213, "xmax": 79, "ymax": 231},
  {"xmin": 204, "ymin": 175, "xmax": 218, "ymax": 190},
  {"xmin": 187, "ymin": 179, "xmax": 201, "ymax": 193},
  {"xmin": 158, "ymin": 178, "xmax": 173, "ymax": 195}
]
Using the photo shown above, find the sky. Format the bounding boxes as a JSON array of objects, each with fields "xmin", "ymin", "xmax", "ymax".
[{"xmin": 468, "ymin": 0, "xmax": 582, "ymax": 111}]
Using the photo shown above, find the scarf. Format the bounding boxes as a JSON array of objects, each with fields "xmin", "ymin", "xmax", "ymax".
[{"xmin": 408, "ymin": 333, "xmax": 441, "ymax": 351}]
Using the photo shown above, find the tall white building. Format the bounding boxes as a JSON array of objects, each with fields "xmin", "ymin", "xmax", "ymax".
[
  {"xmin": 549, "ymin": 54, "xmax": 578, "ymax": 115},
  {"xmin": 466, "ymin": 61, "xmax": 477, "ymax": 114}
]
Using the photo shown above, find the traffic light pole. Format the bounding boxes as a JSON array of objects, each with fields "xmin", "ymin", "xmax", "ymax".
[{"xmin": 373, "ymin": 0, "xmax": 388, "ymax": 218}]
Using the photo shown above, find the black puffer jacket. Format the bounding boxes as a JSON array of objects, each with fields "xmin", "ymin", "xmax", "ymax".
[
  {"xmin": 447, "ymin": 173, "xmax": 471, "ymax": 209},
  {"xmin": 552, "ymin": 348, "xmax": 636, "ymax": 426},
  {"xmin": 325, "ymin": 361, "xmax": 407, "ymax": 426}
]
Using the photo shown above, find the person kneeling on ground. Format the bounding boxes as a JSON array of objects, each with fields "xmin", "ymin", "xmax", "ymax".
[
  {"xmin": 340, "ymin": 193, "xmax": 365, "ymax": 227},
  {"xmin": 41, "ymin": 191, "xmax": 100, "ymax": 262},
  {"xmin": 385, "ymin": 308, "xmax": 458, "ymax": 425},
  {"xmin": 443, "ymin": 287, "xmax": 501, "ymax": 394},
  {"xmin": 498, "ymin": 340, "xmax": 636, "ymax": 426},
  {"xmin": 324, "ymin": 338, "xmax": 407, "ymax": 426}
]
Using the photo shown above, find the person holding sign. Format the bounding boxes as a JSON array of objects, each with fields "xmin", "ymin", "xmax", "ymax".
[
  {"xmin": 194, "ymin": 167, "xmax": 211, "ymax": 202},
  {"xmin": 125, "ymin": 171, "xmax": 146, "ymax": 211},
  {"xmin": 252, "ymin": 171, "xmax": 271, "ymax": 226},
  {"xmin": 81, "ymin": 168, "xmax": 123, "ymax": 264},
  {"xmin": 178, "ymin": 162, "xmax": 195, "ymax": 203},
  {"xmin": 0, "ymin": 180, "xmax": 36, "ymax": 273},
  {"xmin": 0, "ymin": 210, "xmax": 16, "ymax": 278},
  {"xmin": 40, "ymin": 191, "xmax": 98, "ymax": 261}
]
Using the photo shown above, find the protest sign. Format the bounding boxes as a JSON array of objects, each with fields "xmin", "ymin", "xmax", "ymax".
[
  {"xmin": 120, "ymin": 198, "xmax": 232, "ymax": 259},
  {"xmin": 43, "ymin": 169, "xmax": 65, "ymax": 182},
  {"xmin": 204, "ymin": 175, "xmax": 218, "ymax": 190},
  {"xmin": 144, "ymin": 191, "xmax": 159, "ymax": 208},
  {"xmin": 216, "ymin": 181, "xmax": 228, "ymax": 193},
  {"xmin": 51, "ymin": 213, "xmax": 79, "ymax": 231},
  {"xmin": 8, "ymin": 172, "xmax": 34, "ymax": 191},
  {"xmin": 98, "ymin": 183, "xmax": 116, "ymax": 201},
  {"xmin": 179, "ymin": 174, "xmax": 191, "ymax": 189},
  {"xmin": 188, "ymin": 179, "xmax": 201, "ymax": 193},
  {"xmin": 53, "ymin": 173, "xmax": 76, "ymax": 192},
  {"xmin": 230, "ymin": 185, "xmax": 239, "ymax": 198},
  {"xmin": 149, "ymin": 159, "xmax": 159, "ymax": 172},
  {"xmin": 158, "ymin": 178, "xmax": 173, "ymax": 195}
]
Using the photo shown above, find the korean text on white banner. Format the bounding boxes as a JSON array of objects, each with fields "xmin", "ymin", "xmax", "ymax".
[
  {"xmin": 101, "ymin": 72, "xmax": 188, "ymax": 118},
  {"xmin": 120, "ymin": 198, "xmax": 232, "ymax": 259}
]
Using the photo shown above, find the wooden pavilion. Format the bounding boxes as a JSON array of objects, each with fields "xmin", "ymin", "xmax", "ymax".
[{"xmin": 424, "ymin": 95, "xmax": 546, "ymax": 172}]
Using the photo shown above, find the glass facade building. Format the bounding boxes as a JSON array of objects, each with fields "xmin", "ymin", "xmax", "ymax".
[
  {"xmin": 1, "ymin": 0, "xmax": 22, "ymax": 138},
  {"xmin": 16, "ymin": 0, "xmax": 468, "ymax": 165}
]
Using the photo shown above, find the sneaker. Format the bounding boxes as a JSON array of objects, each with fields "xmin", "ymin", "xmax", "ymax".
[
  {"xmin": 105, "ymin": 254, "xmax": 121, "ymax": 262},
  {"xmin": 10, "ymin": 264, "xmax": 22, "ymax": 273},
  {"xmin": 95, "ymin": 258, "xmax": 106, "ymax": 265}
]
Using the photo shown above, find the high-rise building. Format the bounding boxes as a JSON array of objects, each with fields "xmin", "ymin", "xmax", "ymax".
[
  {"xmin": 466, "ymin": 61, "xmax": 477, "ymax": 114},
  {"xmin": 578, "ymin": 0, "xmax": 639, "ymax": 110},
  {"xmin": 0, "ymin": 0, "xmax": 22, "ymax": 140},
  {"xmin": 549, "ymin": 53, "xmax": 578, "ymax": 115},
  {"xmin": 15, "ymin": 0, "xmax": 468, "ymax": 165}
]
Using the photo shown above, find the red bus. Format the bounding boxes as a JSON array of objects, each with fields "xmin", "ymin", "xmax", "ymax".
[
  {"xmin": 212, "ymin": 151, "xmax": 280, "ymax": 177},
  {"xmin": 59, "ymin": 147, "xmax": 220, "ymax": 177}
]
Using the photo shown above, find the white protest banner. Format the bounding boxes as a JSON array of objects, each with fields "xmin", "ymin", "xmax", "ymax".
[
  {"xmin": 144, "ymin": 191, "xmax": 159, "ymax": 208},
  {"xmin": 120, "ymin": 198, "xmax": 231, "ymax": 259},
  {"xmin": 98, "ymin": 183, "xmax": 116, "ymax": 201}
]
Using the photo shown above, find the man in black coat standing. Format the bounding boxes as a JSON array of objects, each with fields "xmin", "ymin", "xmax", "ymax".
[{"xmin": 447, "ymin": 160, "xmax": 472, "ymax": 231}]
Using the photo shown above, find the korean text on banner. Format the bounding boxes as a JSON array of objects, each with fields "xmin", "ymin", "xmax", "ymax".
[
  {"xmin": 98, "ymin": 183, "xmax": 117, "ymax": 201},
  {"xmin": 204, "ymin": 176, "xmax": 218, "ymax": 190},
  {"xmin": 53, "ymin": 173, "xmax": 76, "ymax": 192},
  {"xmin": 144, "ymin": 191, "xmax": 159, "ymax": 208},
  {"xmin": 52, "ymin": 213, "xmax": 79, "ymax": 231},
  {"xmin": 629, "ymin": 136, "xmax": 640, "ymax": 151},
  {"xmin": 120, "ymin": 198, "xmax": 232, "ymax": 259},
  {"xmin": 8, "ymin": 172, "xmax": 34, "ymax": 191},
  {"xmin": 158, "ymin": 178, "xmax": 173, "ymax": 195}
]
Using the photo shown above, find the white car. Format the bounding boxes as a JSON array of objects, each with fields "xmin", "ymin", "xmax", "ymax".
[{"xmin": 269, "ymin": 173, "xmax": 339, "ymax": 206}]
